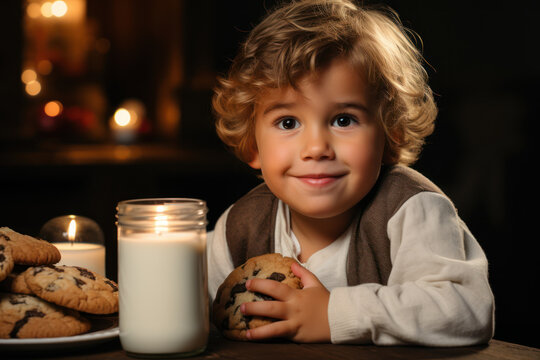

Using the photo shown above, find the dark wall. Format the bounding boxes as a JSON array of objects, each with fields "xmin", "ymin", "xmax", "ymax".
[{"xmin": 1, "ymin": 1, "xmax": 537, "ymax": 348}]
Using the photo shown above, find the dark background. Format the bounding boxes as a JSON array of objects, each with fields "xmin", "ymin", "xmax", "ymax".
[{"xmin": 1, "ymin": 1, "xmax": 537, "ymax": 348}]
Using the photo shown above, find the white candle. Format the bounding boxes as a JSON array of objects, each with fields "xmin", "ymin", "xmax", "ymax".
[
  {"xmin": 54, "ymin": 242, "xmax": 106, "ymax": 276},
  {"xmin": 110, "ymin": 106, "xmax": 140, "ymax": 143},
  {"xmin": 118, "ymin": 231, "xmax": 208, "ymax": 355}
]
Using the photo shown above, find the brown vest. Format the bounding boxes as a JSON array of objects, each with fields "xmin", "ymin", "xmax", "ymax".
[{"xmin": 225, "ymin": 165, "xmax": 445, "ymax": 286}]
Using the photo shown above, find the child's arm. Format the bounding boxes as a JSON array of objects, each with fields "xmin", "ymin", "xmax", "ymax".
[
  {"xmin": 242, "ymin": 192, "xmax": 494, "ymax": 346},
  {"xmin": 241, "ymin": 262, "xmax": 331, "ymax": 342},
  {"xmin": 327, "ymin": 192, "xmax": 494, "ymax": 346}
]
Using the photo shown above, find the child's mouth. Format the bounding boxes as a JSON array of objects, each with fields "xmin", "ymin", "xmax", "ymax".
[{"xmin": 295, "ymin": 174, "xmax": 344, "ymax": 187}]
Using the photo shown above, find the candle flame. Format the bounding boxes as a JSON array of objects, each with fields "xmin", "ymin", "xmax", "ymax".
[{"xmin": 68, "ymin": 219, "xmax": 77, "ymax": 243}]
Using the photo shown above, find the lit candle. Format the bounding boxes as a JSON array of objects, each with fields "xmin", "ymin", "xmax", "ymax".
[
  {"xmin": 53, "ymin": 219, "xmax": 106, "ymax": 275},
  {"xmin": 41, "ymin": 216, "xmax": 107, "ymax": 276},
  {"xmin": 109, "ymin": 100, "xmax": 145, "ymax": 144}
]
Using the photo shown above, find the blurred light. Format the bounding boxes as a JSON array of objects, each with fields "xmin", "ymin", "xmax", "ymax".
[
  {"xmin": 57, "ymin": 0, "xmax": 85, "ymax": 22},
  {"xmin": 41, "ymin": 2, "xmax": 53, "ymax": 17},
  {"xmin": 44, "ymin": 101, "xmax": 63, "ymax": 117},
  {"xmin": 26, "ymin": 3, "xmax": 41, "ymax": 18},
  {"xmin": 113, "ymin": 145, "xmax": 132, "ymax": 161},
  {"xmin": 120, "ymin": 99, "xmax": 145, "ymax": 123},
  {"xmin": 26, "ymin": 80, "xmax": 42, "ymax": 96},
  {"xmin": 114, "ymin": 108, "xmax": 131, "ymax": 127},
  {"xmin": 37, "ymin": 60, "xmax": 53, "ymax": 75},
  {"xmin": 51, "ymin": 1, "xmax": 68, "ymax": 17},
  {"xmin": 111, "ymin": 102, "xmax": 142, "ymax": 143},
  {"xmin": 21, "ymin": 69, "xmax": 37, "ymax": 84}
]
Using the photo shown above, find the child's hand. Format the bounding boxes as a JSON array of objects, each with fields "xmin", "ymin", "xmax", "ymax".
[{"xmin": 240, "ymin": 262, "xmax": 331, "ymax": 343}]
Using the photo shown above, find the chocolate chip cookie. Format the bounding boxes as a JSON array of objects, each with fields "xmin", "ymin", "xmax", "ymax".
[
  {"xmin": 0, "ymin": 227, "xmax": 61, "ymax": 266},
  {"xmin": 212, "ymin": 253, "xmax": 302, "ymax": 341},
  {"xmin": 22, "ymin": 265, "xmax": 118, "ymax": 314},
  {"xmin": 0, "ymin": 292, "xmax": 91, "ymax": 338},
  {"xmin": 0, "ymin": 268, "xmax": 33, "ymax": 295},
  {"xmin": 0, "ymin": 236, "xmax": 14, "ymax": 282}
]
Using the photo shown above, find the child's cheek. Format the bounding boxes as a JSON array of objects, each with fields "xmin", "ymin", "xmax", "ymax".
[{"xmin": 259, "ymin": 140, "xmax": 294, "ymax": 173}]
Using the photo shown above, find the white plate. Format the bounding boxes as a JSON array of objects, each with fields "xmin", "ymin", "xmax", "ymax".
[{"xmin": 0, "ymin": 315, "xmax": 118, "ymax": 351}]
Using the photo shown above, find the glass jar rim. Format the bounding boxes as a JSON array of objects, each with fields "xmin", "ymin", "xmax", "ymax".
[
  {"xmin": 117, "ymin": 198, "xmax": 205, "ymax": 206},
  {"xmin": 116, "ymin": 198, "xmax": 208, "ymax": 230},
  {"xmin": 117, "ymin": 198, "xmax": 206, "ymax": 213}
]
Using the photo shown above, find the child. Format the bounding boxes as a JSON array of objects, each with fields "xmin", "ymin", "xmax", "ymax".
[{"xmin": 208, "ymin": 0, "xmax": 494, "ymax": 346}]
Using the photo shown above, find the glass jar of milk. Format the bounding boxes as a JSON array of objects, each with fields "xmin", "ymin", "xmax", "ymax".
[{"xmin": 117, "ymin": 198, "xmax": 208, "ymax": 358}]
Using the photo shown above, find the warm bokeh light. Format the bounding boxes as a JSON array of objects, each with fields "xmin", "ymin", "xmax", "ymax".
[
  {"xmin": 41, "ymin": 2, "xmax": 53, "ymax": 17},
  {"xmin": 51, "ymin": 1, "xmax": 68, "ymax": 17},
  {"xmin": 44, "ymin": 100, "xmax": 63, "ymax": 117},
  {"xmin": 21, "ymin": 69, "xmax": 37, "ymax": 84},
  {"xmin": 111, "ymin": 102, "xmax": 143, "ymax": 143},
  {"xmin": 114, "ymin": 108, "xmax": 131, "ymax": 127},
  {"xmin": 25, "ymin": 80, "xmax": 42, "ymax": 96},
  {"xmin": 26, "ymin": 3, "xmax": 41, "ymax": 18},
  {"xmin": 37, "ymin": 60, "xmax": 53, "ymax": 75},
  {"xmin": 120, "ymin": 99, "xmax": 144, "ymax": 123}
]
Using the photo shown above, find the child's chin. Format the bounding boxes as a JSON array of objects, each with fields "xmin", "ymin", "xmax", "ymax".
[{"xmin": 290, "ymin": 204, "xmax": 352, "ymax": 220}]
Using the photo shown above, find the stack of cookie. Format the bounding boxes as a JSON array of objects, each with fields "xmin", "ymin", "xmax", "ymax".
[{"xmin": 0, "ymin": 227, "xmax": 118, "ymax": 339}]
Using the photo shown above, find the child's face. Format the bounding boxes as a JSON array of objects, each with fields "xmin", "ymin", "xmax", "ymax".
[{"xmin": 249, "ymin": 58, "xmax": 385, "ymax": 221}]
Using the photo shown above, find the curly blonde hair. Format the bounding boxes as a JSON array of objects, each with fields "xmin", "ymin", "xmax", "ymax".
[{"xmin": 213, "ymin": 0, "xmax": 437, "ymax": 166}]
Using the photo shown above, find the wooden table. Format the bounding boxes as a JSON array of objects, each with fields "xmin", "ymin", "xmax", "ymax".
[{"xmin": 2, "ymin": 328, "xmax": 538, "ymax": 360}]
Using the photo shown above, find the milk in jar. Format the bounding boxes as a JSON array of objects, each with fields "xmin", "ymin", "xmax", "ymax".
[{"xmin": 117, "ymin": 198, "xmax": 208, "ymax": 357}]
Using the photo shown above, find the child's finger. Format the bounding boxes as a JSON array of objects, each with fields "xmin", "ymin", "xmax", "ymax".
[
  {"xmin": 246, "ymin": 278, "xmax": 293, "ymax": 301},
  {"xmin": 291, "ymin": 262, "xmax": 323, "ymax": 288},
  {"xmin": 241, "ymin": 299, "xmax": 286, "ymax": 320},
  {"xmin": 246, "ymin": 320, "xmax": 294, "ymax": 341}
]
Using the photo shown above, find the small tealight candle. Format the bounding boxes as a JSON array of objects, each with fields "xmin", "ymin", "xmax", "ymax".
[
  {"xmin": 109, "ymin": 99, "xmax": 145, "ymax": 144},
  {"xmin": 40, "ymin": 215, "xmax": 106, "ymax": 275}
]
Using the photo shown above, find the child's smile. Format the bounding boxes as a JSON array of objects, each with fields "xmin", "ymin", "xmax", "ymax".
[
  {"xmin": 249, "ymin": 57, "xmax": 386, "ymax": 223},
  {"xmin": 294, "ymin": 172, "xmax": 346, "ymax": 187}
]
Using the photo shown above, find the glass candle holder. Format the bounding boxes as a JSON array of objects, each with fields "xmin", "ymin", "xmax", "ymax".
[
  {"xmin": 40, "ymin": 215, "xmax": 106, "ymax": 275},
  {"xmin": 117, "ymin": 198, "xmax": 209, "ymax": 358}
]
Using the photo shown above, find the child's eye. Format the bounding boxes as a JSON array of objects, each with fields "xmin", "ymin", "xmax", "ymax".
[
  {"xmin": 331, "ymin": 115, "xmax": 357, "ymax": 127},
  {"xmin": 277, "ymin": 117, "xmax": 300, "ymax": 130}
]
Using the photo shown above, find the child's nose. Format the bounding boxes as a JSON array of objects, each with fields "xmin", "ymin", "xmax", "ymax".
[{"xmin": 300, "ymin": 127, "xmax": 335, "ymax": 161}]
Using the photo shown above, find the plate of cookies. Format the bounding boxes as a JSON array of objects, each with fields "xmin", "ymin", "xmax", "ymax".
[{"xmin": 0, "ymin": 227, "xmax": 119, "ymax": 350}]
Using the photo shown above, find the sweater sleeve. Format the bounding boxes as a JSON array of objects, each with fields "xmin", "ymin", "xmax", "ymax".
[
  {"xmin": 207, "ymin": 206, "xmax": 235, "ymax": 304},
  {"xmin": 328, "ymin": 192, "xmax": 495, "ymax": 346}
]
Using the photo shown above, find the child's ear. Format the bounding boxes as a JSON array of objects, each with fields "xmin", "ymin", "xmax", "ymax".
[{"xmin": 247, "ymin": 152, "xmax": 261, "ymax": 169}]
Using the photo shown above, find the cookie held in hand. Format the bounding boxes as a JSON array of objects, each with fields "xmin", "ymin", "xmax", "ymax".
[
  {"xmin": 22, "ymin": 265, "xmax": 119, "ymax": 314},
  {"xmin": 212, "ymin": 253, "xmax": 302, "ymax": 341},
  {"xmin": 0, "ymin": 292, "xmax": 91, "ymax": 338}
]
